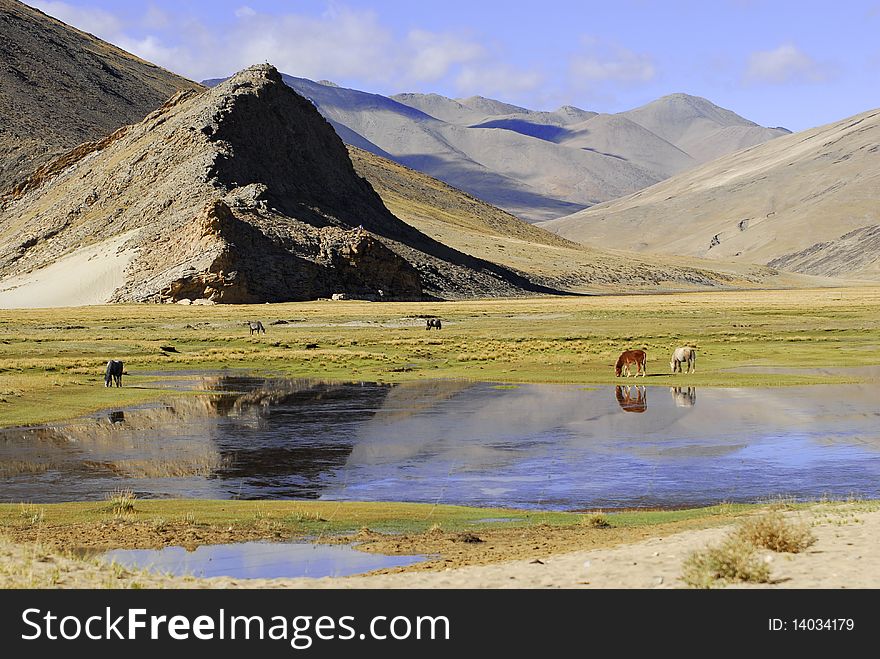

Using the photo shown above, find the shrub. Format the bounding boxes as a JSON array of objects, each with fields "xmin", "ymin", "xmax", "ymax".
[
  {"xmin": 736, "ymin": 511, "xmax": 816, "ymax": 553},
  {"xmin": 682, "ymin": 538, "xmax": 771, "ymax": 588},
  {"xmin": 105, "ymin": 489, "xmax": 136, "ymax": 515},
  {"xmin": 581, "ymin": 513, "xmax": 611, "ymax": 528}
]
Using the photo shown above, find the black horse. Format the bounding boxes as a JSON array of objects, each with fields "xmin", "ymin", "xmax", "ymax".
[
  {"xmin": 426, "ymin": 318, "xmax": 442, "ymax": 330},
  {"xmin": 104, "ymin": 360, "xmax": 124, "ymax": 387},
  {"xmin": 248, "ymin": 321, "xmax": 266, "ymax": 335}
]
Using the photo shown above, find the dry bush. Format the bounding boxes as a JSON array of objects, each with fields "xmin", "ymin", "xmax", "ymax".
[
  {"xmin": 736, "ymin": 511, "xmax": 816, "ymax": 553},
  {"xmin": 105, "ymin": 489, "xmax": 136, "ymax": 515},
  {"xmin": 581, "ymin": 513, "xmax": 611, "ymax": 528},
  {"xmin": 682, "ymin": 538, "xmax": 771, "ymax": 588}
]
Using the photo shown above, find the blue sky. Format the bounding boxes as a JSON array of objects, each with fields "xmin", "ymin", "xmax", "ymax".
[{"xmin": 29, "ymin": 0, "xmax": 880, "ymax": 130}]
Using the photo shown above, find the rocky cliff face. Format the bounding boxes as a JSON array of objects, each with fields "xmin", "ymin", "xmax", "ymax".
[{"xmin": 0, "ymin": 64, "xmax": 544, "ymax": 302}]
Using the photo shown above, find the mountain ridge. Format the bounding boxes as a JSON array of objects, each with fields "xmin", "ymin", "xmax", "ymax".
[
  {"xmin": 1, "ymin": 64, "xmax": 569, "ymax": 306},
  {"xmin": 540, "ymin": 107, "xmax": 880, "ymax": 280},
  {"xmin": 204, "ymin": 74, "xmax": 788, "ymax": 222}
]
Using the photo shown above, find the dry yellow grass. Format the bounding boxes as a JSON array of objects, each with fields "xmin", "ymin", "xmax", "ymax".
[
  {"xmin": 736, "ymin": 511, "xmax": 816, "ymax": 553},
  {"xmin": 682, "ymin": 537, "xmax": 772, "ymax": 588},
  {"xmin": 1, "ymin": 287, "xmax": 878, "ymax": 426}
]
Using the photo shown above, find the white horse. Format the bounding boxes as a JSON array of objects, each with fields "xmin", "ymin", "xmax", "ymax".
[
  {"xmin": 670, "ymin": 386, "xmax": 696, "ymax": 407},
  {"xmin": 670, "ymin": 347, "xmax": 697, "ymax": 374}
]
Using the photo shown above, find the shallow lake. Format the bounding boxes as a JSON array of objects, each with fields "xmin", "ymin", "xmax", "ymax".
[
  {"xmin": 101, "ymin": 542, "xmax": 425, "ymax": 579},
  {"xmin": 2, "ymin": 376, "xmax": 879, "ymax": 510}
]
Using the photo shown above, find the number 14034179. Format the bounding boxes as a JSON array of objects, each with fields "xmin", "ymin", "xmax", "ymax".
[{"xmin": 769, "ymin": 619, "xmax": 855, "ymax": 631}]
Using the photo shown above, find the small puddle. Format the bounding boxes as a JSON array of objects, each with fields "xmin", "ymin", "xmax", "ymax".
[{"xmin": 101, "ymin": 542, "xmax": 426, "ymax": 580}]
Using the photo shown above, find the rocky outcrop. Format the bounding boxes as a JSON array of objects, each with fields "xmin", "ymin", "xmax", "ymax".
[
  {"xmin": 2, "ymin": 64, "xmax": 548, "ymax": 302},
  {"xmin": 110, "ymin": 200, "xmax": 423, "ymax": 303}
]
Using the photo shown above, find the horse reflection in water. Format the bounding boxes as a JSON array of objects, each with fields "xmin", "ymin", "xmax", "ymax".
[
  {"xmin": 615, "ymin": 385, "xmax": 647, "ymax": 413},
  {"xmin": 670, "ymin": 387, "xmax": 697, "ymax": 408}
]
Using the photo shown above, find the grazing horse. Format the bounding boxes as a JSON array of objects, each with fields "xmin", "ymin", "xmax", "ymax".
[
  {"xmin": 670, "ymin": 346, "xmax": 697, "ymax": 374},
  {"xmin": 426, "ymin": 318, "xmax": 442, "ymax": 330},
  {"xmin": 670, "ymin": 387, "xmax": 696, "ymax": 408},
  {"xmin": 248, "ymin": 321, "xmax": 266, "ymax": 335},
  {"xmin": 616, "ymin": 385, "xmax": 647, "ymax": 413},
  {"xmin": 615, "ymin": 349, "xmax": 647, "ymax": 377},
  {"xmin": 104, "ymin": 360, "xmax": 124, "ymax": 387}
]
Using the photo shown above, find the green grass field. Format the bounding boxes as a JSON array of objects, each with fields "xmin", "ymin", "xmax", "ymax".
[{"xmin": 2, "ymin": 286, "xmax": 878, "ymax": 427}]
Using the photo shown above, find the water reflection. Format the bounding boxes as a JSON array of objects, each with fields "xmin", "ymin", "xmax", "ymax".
[
  {"xmin": 102, "ymin": 542, "xmax": 426, "ymax": 579},
  {"xmin": 0, "ymin": 377, "xmax": 396, "ymax": 501},
  {"xmin": 2, "ymin": 378, "xmax": 880, "ymax": 509},
  {"xmin": 670, "ymin": 387, "xmax": 697, "ymax": 408},
  {"xmin": 615, "ymin": 385, "xmax": 647, "ymax": 413}
]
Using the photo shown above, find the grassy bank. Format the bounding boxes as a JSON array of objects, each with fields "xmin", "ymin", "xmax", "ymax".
[
  {"xmin": 0, "ymin": 498, "xmax": 757, "ymax": 546},
  {"xmin": 1, "ymin": 286, "xmax": 878, "ymax": 426}
]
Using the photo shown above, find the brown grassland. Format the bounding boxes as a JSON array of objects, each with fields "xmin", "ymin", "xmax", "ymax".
[{"xmin": 1, "ymin": 287, "xmax": 878, "ymax": 427}]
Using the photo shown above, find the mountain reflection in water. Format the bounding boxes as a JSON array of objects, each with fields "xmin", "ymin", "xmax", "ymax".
[{"xmin": 1, "ymin": 377, "xmax": 878, "ymax": 509}]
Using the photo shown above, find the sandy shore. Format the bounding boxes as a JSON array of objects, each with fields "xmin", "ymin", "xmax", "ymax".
[
  {"xmin": 234, "ymin": 506, "xmax": 878, "ymax": 589},
  {"xmin": 2, "ymin": 504, "xmax": 877, "ymax": 589}
]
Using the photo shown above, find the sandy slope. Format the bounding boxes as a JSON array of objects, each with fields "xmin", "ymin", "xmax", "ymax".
[
  {"xmin": 0, "ymin": 230, "xmax": 139, "ymax": 308},
  {"xmin": 238, "ymin": 506, "xmax": 880, "ymax": 589}
]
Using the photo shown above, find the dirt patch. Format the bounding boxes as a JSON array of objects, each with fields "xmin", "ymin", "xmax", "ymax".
[
  {"xmin": 7, "ymin": 519, "xmax": 290, "ymax": 553},
  {"xmin": 343, "ymin": 519, "xmax": 731, "ymax": 572},
  {"xmin": 4, "ymin": 513, "xmax": 729, "ymax": 573}
]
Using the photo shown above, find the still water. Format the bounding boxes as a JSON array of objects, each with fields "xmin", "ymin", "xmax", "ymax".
[
  {"xmin": 1, "ymin": 376, "xmax": 878, "ymax": 509},
  {"xmin": 102, "ymin": 542, "xmax": 425, "ymax": 579}
]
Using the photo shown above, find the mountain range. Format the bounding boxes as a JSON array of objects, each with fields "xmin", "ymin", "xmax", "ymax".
[
  {"xmin": 203, "ymin": 74, "xmax": 789, "ymax": 222},
  {"xmin": 0, "ymin": 0, "xmax": 861, "ymax": 308},
  {"xmin": 541, "ymin": 107, "xmax": 880, "ymax": 279}
]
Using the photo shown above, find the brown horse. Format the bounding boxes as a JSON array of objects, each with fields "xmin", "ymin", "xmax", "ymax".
[
  {"xmin": 615, "ymin": 349, "xmax": 647, "ymax": 377},
  {"xmin": 616, "ymin": 385, "xmax": 647, "ymax": 413}
]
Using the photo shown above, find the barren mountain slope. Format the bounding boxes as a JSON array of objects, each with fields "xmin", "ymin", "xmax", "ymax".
[
  {"xmin": 541, "ymin": 108, "xmax": 880, "ymax": 279},
  {"xmin": 0, "ymin": 65, "xmax": 560, "ymax": 307},
  {"xmin": 619, "ymin": 93, "xmax": 791, "ymax": 159},
  {"xmin": 348, "ymin": 147, "xmax": 815, "ymax": 293},
  {"xmin": 0, "ymin": 0, "xmax": 200, "ymax": 190},
  {"xmin": 237, "ymin": 77, "xmax": 789, "ymax": 222}
]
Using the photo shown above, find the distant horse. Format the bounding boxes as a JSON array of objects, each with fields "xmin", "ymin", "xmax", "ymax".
[
  {"xmin": 426, "ymin": 318, "xmax": 442, "ymax": 330},
  {"xmin": 670, "ymin": 346, "xmax": 697, "ymax": 374},
  {"xmin": 104, "ymin": 360, "xmax": 124, "ymax": 387},
  {"xmin": 248, "ymin": 321, "xmax": 266, "ymax": 335},
  {"xmin": 615, "ymin": 349, "xmax": 647, "ymax": 377},
  {"xmin": 616, "ymin": 385, "xmax": 647, "ymax": 413},
  {"xmin": 670, "ymin": 387, "xmax": 696, "ymax": 408}
]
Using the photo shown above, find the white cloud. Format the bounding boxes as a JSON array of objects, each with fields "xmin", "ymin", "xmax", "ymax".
[
  {"xmin": 234, "ymin": 6, "xmax": 257, "ymax": 19},
  {"xmin": 142, "ymin": 5, "xmax": 170, "ymax": 29},
  {"xmin": 26, "ymin": 2, "xmax": 543, "ymax": 100},
  {"xmin": 456, "ymin": 64, "xmax": 544, "ymax": 97},
  {"xmin": 571, "ymin": 38, "xmax": 656, "ymax": 84},
  {"xmin": 744, "ymin": 44, "xmax": 832, "ymax": 84},
  {"xmin": 405, "ymin": 29, "xmax": 485, "ymax": 83},
  {"xmin": 29, "ymin": 0, "xmax": 122, "ymax": 38}
]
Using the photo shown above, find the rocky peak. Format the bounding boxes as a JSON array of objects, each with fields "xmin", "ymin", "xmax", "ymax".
[{"xmin": 1, "ymin": 60, "xmax": 548, "ymax": 303}]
